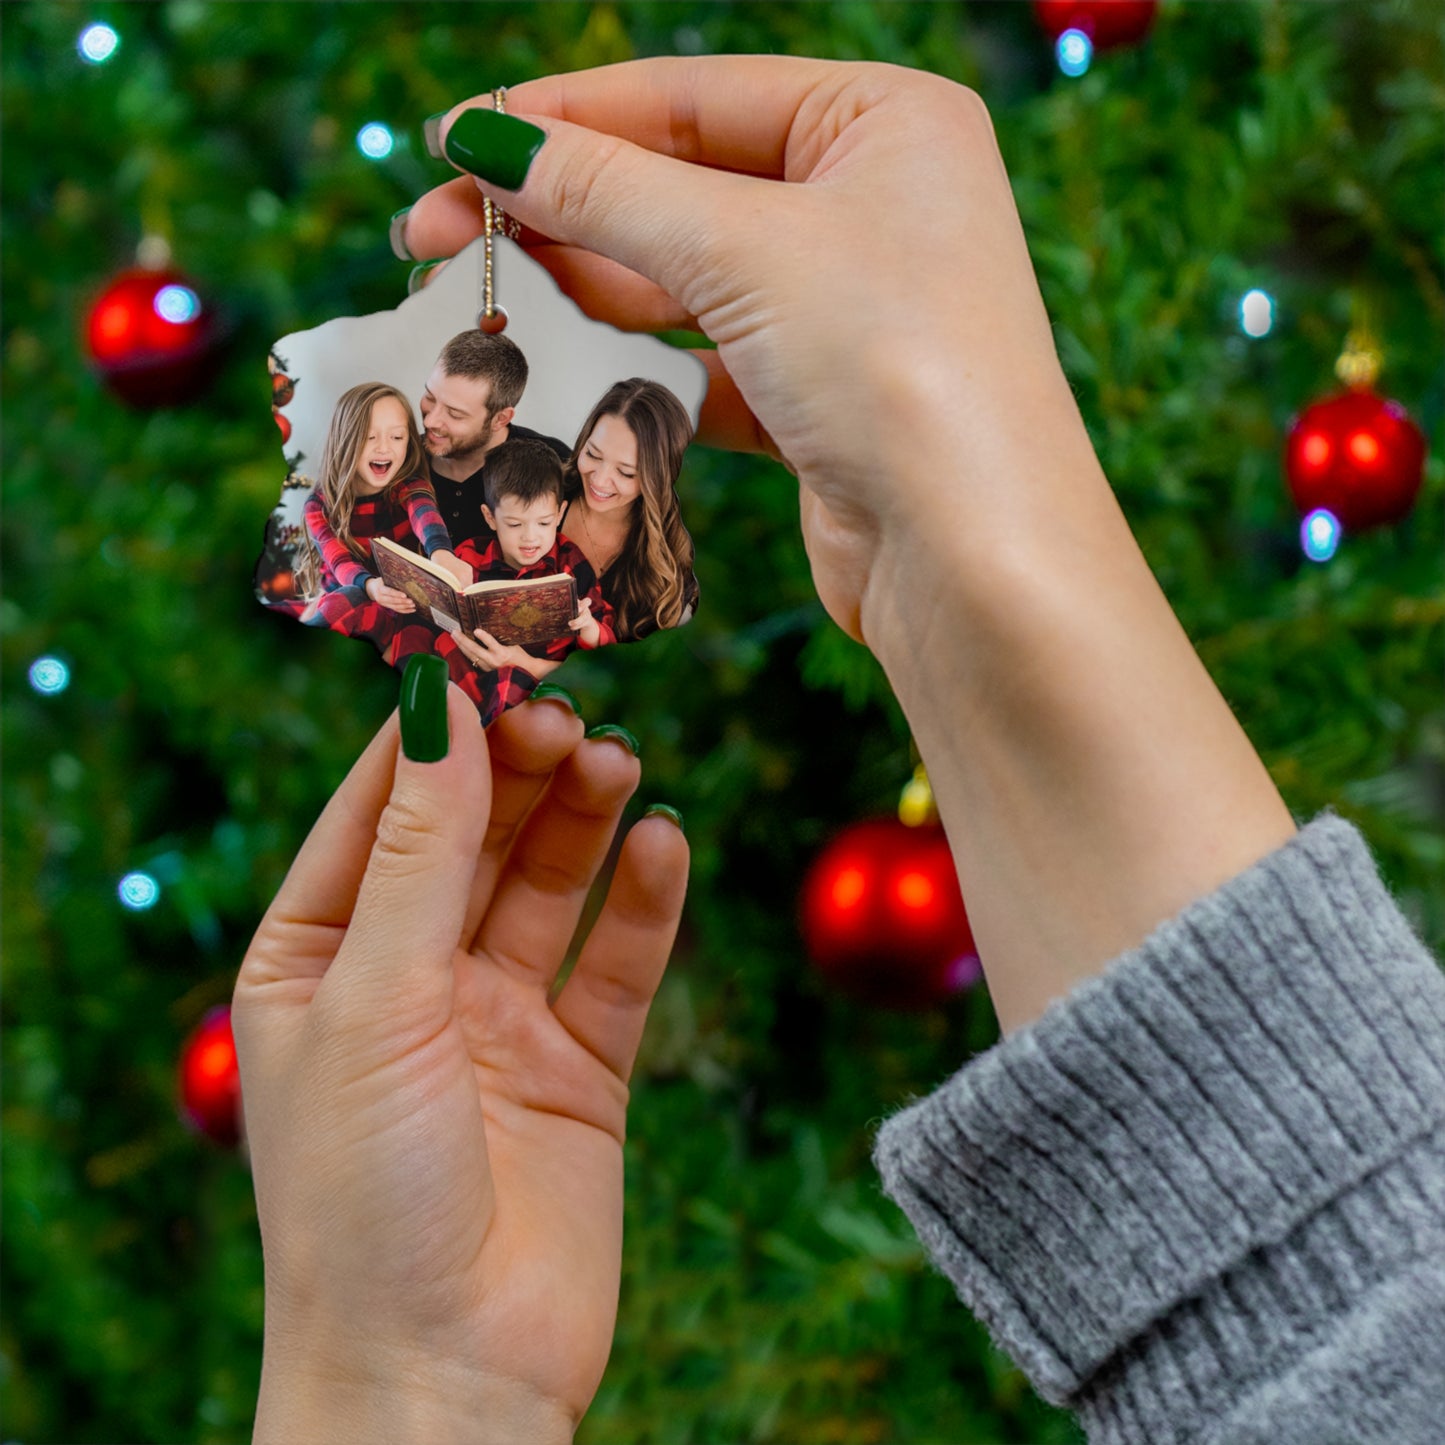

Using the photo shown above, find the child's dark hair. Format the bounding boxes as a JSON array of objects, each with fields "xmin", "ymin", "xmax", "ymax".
[{"xmin": 484, "ymin": 438, "xmax": 566, "ymax": 513}]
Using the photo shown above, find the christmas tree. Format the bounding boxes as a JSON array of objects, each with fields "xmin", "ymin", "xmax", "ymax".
[{"xmin": 3, "ymin": 3, "xmax": 1439, "ymax": 1441}]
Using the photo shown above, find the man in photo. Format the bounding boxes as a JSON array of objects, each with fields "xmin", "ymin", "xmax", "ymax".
[{"xmin": 419, "ymin": 330, "xmax": 569, "ymax": 542}]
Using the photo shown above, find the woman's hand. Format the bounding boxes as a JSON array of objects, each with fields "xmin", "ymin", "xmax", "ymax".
[
  {"xmin": 402, "ymin": 58, "xmax": 1080, "ymax": 642},
  {"xmin": 364, "ymin": 575, "xmax": 416, "ymax": 613},
  {"xmin": 233, "ymin": 689, "xmax": 687, "ymax": 1442},
  {"xmin": 454, "ymin": 626, "xmax": 559, "ymax": 677},
  {"xmin": 401, "ymin": 59, "xmax": 1295, "ymax": 1034}
]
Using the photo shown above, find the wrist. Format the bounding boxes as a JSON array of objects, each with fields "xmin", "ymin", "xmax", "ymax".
[
  {"xmin": 255, "ymin": 1333, "xmax": 574, "ymax": 1445},
  {"xmin": 856, "ymin": 433, "xmax": 1293, "ymax": 1034}
]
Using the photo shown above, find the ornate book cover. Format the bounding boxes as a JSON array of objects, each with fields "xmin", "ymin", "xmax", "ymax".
[{"xmin": 373, "ymin": 537, "xmax": 578, "ymax": 646}]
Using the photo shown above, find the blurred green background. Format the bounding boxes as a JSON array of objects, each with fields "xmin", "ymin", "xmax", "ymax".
[{"xmin": 2, "ymin": 3, "xmax": 1440, "ymax": 1441}]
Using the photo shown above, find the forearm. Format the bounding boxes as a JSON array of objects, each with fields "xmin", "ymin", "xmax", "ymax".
[
  {"xmin": 523, "ymin": 653, "xmax": 565, "ymax": 678},
  {"xmin": 309, "ymin": 525, "xmax": 369, "ymax": 590},
  {"xmin": 859, "ymin": 398, "xmax": 1295, "ymax": 1033},
  {"xmin": 401, "ymin": 476, "xmax": 454, "ymax": 557}
]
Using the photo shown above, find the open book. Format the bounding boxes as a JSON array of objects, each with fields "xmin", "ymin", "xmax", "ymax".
[{"xmin": 372, "ymin": 536, "xmax": 578, "ymax": 646}]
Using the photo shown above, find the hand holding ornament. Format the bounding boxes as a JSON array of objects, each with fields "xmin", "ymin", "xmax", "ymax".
[
  {"xmin": 402, "ymin": 55, "xmax": 1295, "ymax": 1034},
  {"xmin": 234, "ymin": 674, "xmax": 687, "ymax": 1443}
]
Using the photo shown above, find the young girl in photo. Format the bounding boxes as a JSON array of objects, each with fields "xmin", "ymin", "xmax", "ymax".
[{"xmin": 297, "ymin": 381, "xmax": 469, "ymax": 658}]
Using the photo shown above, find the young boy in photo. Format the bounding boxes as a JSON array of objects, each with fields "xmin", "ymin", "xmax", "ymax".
[
  {"xmin": 459, "ymin": 437, "xmax": 617, "ymax": 655},
  {"xmin": 418, "ymin": 437, "xmax": 617, "ymax": 723}
]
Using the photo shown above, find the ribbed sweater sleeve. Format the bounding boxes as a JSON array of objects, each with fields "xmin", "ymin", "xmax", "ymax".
[{"xmin": 873, "ymin": 813, "xmax": 1445, "ymax": 1444}]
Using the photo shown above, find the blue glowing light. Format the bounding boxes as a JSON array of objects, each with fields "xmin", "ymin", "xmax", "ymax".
[
  {"xmin": 78, "ymin": 23, "xmax": 120, "ymax": 64},
  {"xmin": 1240, "ymin": 289, "xmax": 1275, "ymax": 338},
  {"xmin": 1057, "ymin": 28, "xmax": 1093, "ymax": 77},
  {"xmin": 28, "ymin": 656, "xmax": 71, "ymax": 695},
  {"xmin": 118, "ymin": 871, "xmax": 161, "ymax": 910},
  {"xmin": 154, "ymin": 284, "xmax": 201, "ymax": 324},
  {"xmin": 357, "ymin": 123, "xmax": 395, "ymax": 160},
  {"xmin": 1301, "ymin": 508, "xmax": 1341, "ymax": 563}
]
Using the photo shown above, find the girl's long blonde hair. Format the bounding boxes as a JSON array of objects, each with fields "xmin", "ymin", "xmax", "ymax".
[
  {"xmin": 295, "ymin": 382, "xmax": 427, "ymax": 599},
  {"xmin": 565, "ymin": 379, "xmax": 697, "ymax": 641}
]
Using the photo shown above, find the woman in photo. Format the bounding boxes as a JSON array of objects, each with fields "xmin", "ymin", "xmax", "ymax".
[
  {"xmin": 561, "ymin": 377, "xmax": 698, "ymax": 640},
  {"xmin": 451, "ymin": 377, "xmax": 699, "ymax": 679}
]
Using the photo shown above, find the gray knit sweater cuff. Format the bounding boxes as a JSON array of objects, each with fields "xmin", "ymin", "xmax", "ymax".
[{"xmin": 873, "ymin": 814, "xmax": 1445, "ymax": 1422}]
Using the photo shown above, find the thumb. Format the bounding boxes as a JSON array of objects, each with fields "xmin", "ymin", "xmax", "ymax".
[
  {"xmin": 437, "ymin": 104, "xmax": 763, "ymax": 321},
  {"xmin": 323, "ymin": 667, "xmax": 489, "ymax": 1030}
]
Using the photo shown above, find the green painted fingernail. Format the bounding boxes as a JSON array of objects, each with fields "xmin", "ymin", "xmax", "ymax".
[
  {"xmin": 407, "ymin": 259, "xmax": 446, "ymax": 296},
  {"xmin": 443, "ymin": 107, "xmax": 546, "ymax": 191},
  {"xmin": 529, "ymin": 683, "xmax": 581, "ymax": 715},
  {"xmin": 585, "ymin": 723, "xmax": 639, "ymax": 756},
  {"xmin": 423, "ymin": 112, "xmax": 447, "ymax": 160},
  {"xmin": 388, "ymin": 206, "xmax": 413, "ymax": 262},
  {"xmin": 400, "ymin": 654, "xmax": 449, "ymax": 762},
  {"xmin": 644, "ymin": 804, "xmax": 684, "ymax": 833}
]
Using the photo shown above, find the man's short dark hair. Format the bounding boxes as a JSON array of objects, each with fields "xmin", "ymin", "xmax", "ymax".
[
  {"xmin": 437, "ymin": 331, "xmax": 528, "ymax": 412},
  {"xmin": 484, "ymin": 438, "xmax": 566, "ymax": 513}
]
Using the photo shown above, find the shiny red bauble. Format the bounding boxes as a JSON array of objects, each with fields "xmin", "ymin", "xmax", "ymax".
[
  {"xmin": 257, "ymin": 566, "xmax": 297, "ymax": 601},
  {"xmin": 274, "ymin": 409, "xmax": 292, "ymax": 444},
  {"xmin": 1284, "ymin": 389, "xmax": 1426, "ymax": 532},
  {"xmin": 1034, "ymin": 0, "xmax": 1158, "ymax": 49},
  {"xmin": 85, "ymin": 266, "xmax": 219, "ymax": 407},
  {"xmin": 800, "ymin": 818, "xmax": 980, "ymax": 1010},
  {"xmin": 178, "ymin": 1006, "xmax": 242, "ymax": 1147}
]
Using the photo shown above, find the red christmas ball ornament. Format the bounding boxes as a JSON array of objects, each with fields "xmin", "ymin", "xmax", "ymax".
[
  {"xmin": 271, "ymin": 371, "xmax": 296, "ymax": 407},
  {"xmin": 800, "ymin": 818, "xmax": 980, "ymax": 1010},
  {"xmin": 1284, "ymin": 388, "xmax": 1426, "ymax": 532},
  {"xmin": 85, "ymin": 266, "xmax": 219, "ymax": 407},
  {"xmin": 1033, "ymin": 0, "xmax": 1157, "ymax": 50},
  {"xmin": 258, "ymin": 567, "xmax": 297, "ymax": 601},
  {"xmin": 274, "ymin": 409, "xmax": 293, "ymax": 444},
  {"xmin": 178, "ymin": 1006, "xmax": 242, "ymax": 1147}
]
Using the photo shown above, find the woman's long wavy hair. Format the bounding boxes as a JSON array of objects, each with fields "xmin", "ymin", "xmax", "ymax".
[
  {"xmin": 564, "ymin": 379, "xmax": 697, "ymax": 641},
  {"xmin": 294, "ymin": 382, "xmax": 427, "ymax": 599}
]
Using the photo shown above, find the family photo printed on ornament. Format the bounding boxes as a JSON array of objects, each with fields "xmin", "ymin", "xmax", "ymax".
[{"xmin": 254, "ymin": 234, "xmax": 706, "ymax": 724}]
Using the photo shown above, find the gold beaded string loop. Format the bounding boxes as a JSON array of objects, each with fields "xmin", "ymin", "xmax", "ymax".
[
  {"xmin": 1335, "ymin": 304, "xmax": 1383, "ymax": 391},
  {"xmin": 480, "ymin": 87, "xmax": 522, "ymax": 326}
]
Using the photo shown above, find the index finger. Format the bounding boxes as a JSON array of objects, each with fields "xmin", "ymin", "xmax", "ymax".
[{"xmin": 499, "ymin": 55, "xmax": 849, "ymax": 178}]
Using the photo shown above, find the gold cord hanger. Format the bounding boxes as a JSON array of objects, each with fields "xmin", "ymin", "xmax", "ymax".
[{"xmin": 480, "ymin": 87, "xmax": 521, "ymax": 332}]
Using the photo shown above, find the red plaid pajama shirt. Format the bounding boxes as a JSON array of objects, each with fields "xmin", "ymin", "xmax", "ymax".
[{"xmin": 301, "ymin": 477, "xmax": 453, "ymax": 659}]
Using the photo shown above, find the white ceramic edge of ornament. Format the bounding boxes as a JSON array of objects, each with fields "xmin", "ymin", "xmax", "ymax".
[{"xmin": 269, "ymin": 237, "xmax": 708, "ymax": 533}]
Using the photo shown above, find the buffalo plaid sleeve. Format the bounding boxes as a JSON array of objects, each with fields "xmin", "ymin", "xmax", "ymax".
[
  {"xmin": 453, "ymin": 537, "xmax": 490, "ymax": 576},
  {"xmin": 536, "ymin": 633, "xmax": 579, "ymax": 665},
  {"xmin": 304, "ymin": 492, "xmax": 370, "ymax": 591},
  {"xmin": 557, "ymin": 538, "xmax": 615, "ymax": 649},
  {"xmin": 396, "ymin": 476, "xmax": 455, "ymax": 557},
  {"xmin": 489, "ymin": 665, "xmax": 541, "ymax": 718}
]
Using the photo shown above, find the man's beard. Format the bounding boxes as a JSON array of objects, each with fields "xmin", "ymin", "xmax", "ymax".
[{"xmin": 427, "ymin": 411, "xmax": 502, "ymax": 463}]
